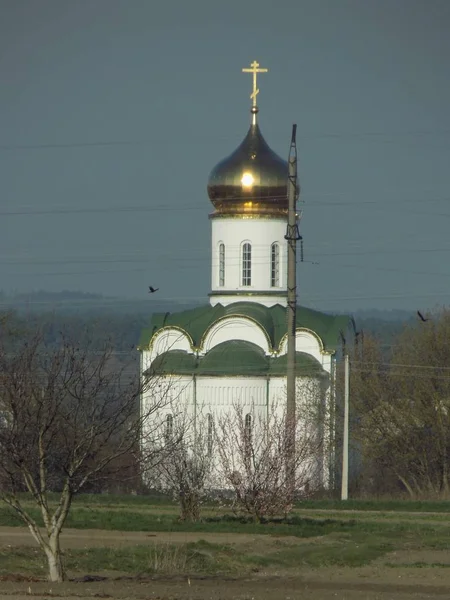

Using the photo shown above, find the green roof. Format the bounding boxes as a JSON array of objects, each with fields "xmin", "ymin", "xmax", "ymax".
[
  {"xmin": 149, "ymin": 350, "xmax": 197, "ymax": 375},
  {"xmin": 138, "ymin": 301, "xmax": 352, "ymax": 354},
  {"xmin": 269, "ymin": 352, "xmax": 326, "ymax": 377},
  {"xmin": 145, "ymin": 341, "xmax": 325, "ymax": 377},
  {"xmin": 198, "ymin": 340, "xmax": 268, "ymax": 376}
]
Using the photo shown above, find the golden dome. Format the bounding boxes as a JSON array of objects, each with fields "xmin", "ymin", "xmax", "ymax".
[{"xmin": 207, "ymin": 122, "xmax": 288, "ymax": 218}]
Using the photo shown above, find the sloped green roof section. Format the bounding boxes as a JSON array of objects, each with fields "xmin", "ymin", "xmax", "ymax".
[
  {"xmin": 269, "ymin": 352, "xmax": 326, "ymax": 377},
  {"xmin": 147, "ymin": 350, "xmax": 197, "ymax": 375},
  {"xmin": 198, "ymin": 340, "xmax": 268, "ymax": 376},
  {"xmin": 138, "ymin": 302, "xmax": 352, "ymax": 353},
  {"xmin": 147, "ymin": 343, "xmax": 325, "ymax": 377}
]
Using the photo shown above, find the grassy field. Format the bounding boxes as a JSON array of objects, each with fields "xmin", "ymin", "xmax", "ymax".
[{"xmin": 2, "ymin": 494, "xmax": 450, "ymax": 581}]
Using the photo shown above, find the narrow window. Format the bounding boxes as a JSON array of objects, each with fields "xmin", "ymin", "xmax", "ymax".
[
  {"xmin": 207, "ymin": 413, "xmax": 214, "ymax": 456},
  {"xmin": 165, "ymin": 414, "xmax": 173, "ymax": 439},
  {"xmin": 242, "ymin": 243, "xmax": 252, "ymax": 286},
  {"xmin": 219, "ymin": 243, "xmax": 225, "ymax": 287},
  {"xmin": 244, "ymin": 413, "xmax": 252, "ymax": 442},
  {"xmin": 271, "ymin": 243, "xmax": 280, "ymax": 287}
]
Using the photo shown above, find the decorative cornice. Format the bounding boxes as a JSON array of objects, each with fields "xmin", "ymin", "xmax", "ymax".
[
  {"xmin": 209, "ymin": 290, "xmax": 287, "ymax": 297},
  {"xmin": 209, "ymin": 211, "xmax": 288, "ymax": 221}
]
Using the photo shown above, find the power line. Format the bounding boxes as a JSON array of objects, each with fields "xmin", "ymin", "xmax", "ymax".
[
  {"xmin": 1, "ymin": 289, "xmax": 450, "ymax": 310},
  {"xmin": 1, "ymin": 195, "xmax": 450, "ymax": 217},
  {"xmin": 1, "ymin": 128, "xmax": 450, "ymax": 151},
  {"xmin": 4, "ymin": 240, "xmax": 450, "ymax": 262}
]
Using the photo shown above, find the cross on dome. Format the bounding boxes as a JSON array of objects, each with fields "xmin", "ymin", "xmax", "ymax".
[{"xmin": 242, "ymin": 60, "xmax": 268, "ymax": 124}]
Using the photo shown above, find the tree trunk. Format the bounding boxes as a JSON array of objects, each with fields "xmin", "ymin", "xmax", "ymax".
[
  {"xmin": 45, "ymin": 533, "xmax": 65, "ymax": 582},
  {"xmin": 397, "ymin": 474, "xmax": 416, "ymax": 498},
  {"xmin": 180, "ymin": 491, "xmax": 200, "ymax": 522}
]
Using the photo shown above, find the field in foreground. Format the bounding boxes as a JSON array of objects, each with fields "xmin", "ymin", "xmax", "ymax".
[{"xmin": 1, "ymin": 497, "xmax": 450, "ymax": 599}]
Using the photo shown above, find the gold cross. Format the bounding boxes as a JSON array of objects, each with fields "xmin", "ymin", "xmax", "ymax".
[{"xmin": 242, "ymin": 60, "xmax": 268, "ymax": 109}]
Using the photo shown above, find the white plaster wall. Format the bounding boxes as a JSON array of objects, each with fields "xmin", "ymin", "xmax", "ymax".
[
  {"xmin": 196, "ymin": 377, "xmax": 267, "ymax": 418},
  {"xmin": 210, "ymin": 217, "xmax": 287, "ymax": 306},
  {"xmin": 200, "ymin": 317, "xmax": 271, "ymax": 355},
  {"xmin": 269, "ymin": 377, "xmax": 321, "ymax": 411},
  {"xmin": 211, "ymin": 293, "xmax": 287, "ymax": 308},
  {"xmin": 141, "ymin": 375, "xmax": 194, "ymax": 439},
  {"xmin": 140, "ymin": 369, "xmax": 334, "ymax": 490},
  {"xmin": 269, "ymin": 376, "xmax": 327, "ymax": 488},
  {"xmin": 278, "ymin": 330, "xmax": 324, "ymax": 365},
  {"xmin": 321, "ymin": 353, "xmax": 332, "ymax": 374}
]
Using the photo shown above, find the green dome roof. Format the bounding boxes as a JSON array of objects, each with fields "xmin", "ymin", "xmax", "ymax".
[
  {"xmin": 198, "ymin": 340, "xmax": 268, "ymax": 376},
  {"xmin": 269, "ymin": 352, "xmax": 325, "ymax": 377},
  {"xmin": 149, "ymin": 350, "xmax": 197, "ymax": 375},
  {"xmin": 146, "ymin": 344, "xmax": 325, "ymax": 379}
]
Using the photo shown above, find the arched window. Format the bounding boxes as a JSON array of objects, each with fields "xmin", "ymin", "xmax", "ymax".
[
  {"xmin": 244, "ymin": 413, "xmax": 252, "ymax": 442},
  {"xmin": 219, "ymin": 243, "xmax": 225, "ymax": 287},
  {"xmin": 242, "ymin": 243, "xmax": 252, "ymax": 286},
  {"xmin": 207, "ymin": 413, "xmax": 214, "ymax": 456},
  {"xmin": 165, "ymin": 414, "xmax": 173, "ymax": 439},
  {"xmin": 271, "ymin": 243, "xmax": 280, "ymax": 287}
]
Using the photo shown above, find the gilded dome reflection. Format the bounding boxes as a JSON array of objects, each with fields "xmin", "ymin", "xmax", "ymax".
[{"xmin": 207, "ymin": 123, "xmax": 288, "ymax": 218}]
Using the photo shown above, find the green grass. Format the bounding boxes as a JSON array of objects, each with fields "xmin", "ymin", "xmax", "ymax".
[
  {"xmin": 4, "ymin": 501, "xmax": 450, "ymax": 578},
  {"xmin": 298, "ymin": 499, "xmax": 450, "ymax": 512},
  {"xmin": 4, "ymin": 495, "xmax": 450, "ymax": 580},
  {"xmin": 2, "ymin": 503, "xmax": 449, "ymax": 540},
  {"xmin": 0, "ymin": 537, "xmax": 397, "ymax": 578},
  {"xmin": 10, "ymin": 493, "xmax": 450, "ymax": 513}
]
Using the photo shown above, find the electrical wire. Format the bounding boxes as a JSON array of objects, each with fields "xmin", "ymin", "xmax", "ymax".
[
  {"xmin": 2, "ymin": 127, "xmax": 450, "ymax": 151},
  {"xmin": 2, "ymin": 194, "xmax": 450, "ymax": 217}
]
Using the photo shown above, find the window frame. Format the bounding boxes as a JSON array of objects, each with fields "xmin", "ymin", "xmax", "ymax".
[
  {"xmin": 241, "ymin": 242, "xmax": 252, "ymax": 287},
  {"xmin": 218, "ymin": 243, "xmax": 225, "ymax": 287},
  {"xmin": 271, "ymin": 242, "xmax": 280, "ymax": 287},
  {"xmin": 206, "ymin": 413, "xmax": 214, "ymax": 456},
  {"xmin": 165, "ymin": 414, "xmax": 173, "ymax": 439}
]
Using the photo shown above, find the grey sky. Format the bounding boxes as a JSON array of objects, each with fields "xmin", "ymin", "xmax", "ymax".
[{"xmin": 1, "ymin": 0, "xmax": 449, "ymax": 312}]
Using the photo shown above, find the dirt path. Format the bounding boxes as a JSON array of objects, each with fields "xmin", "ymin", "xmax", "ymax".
[
  {"xmin": 1, "ymin": 574, "xmax": 450, "ymax": 600},
  {"xmin": 0, "ymin": 526, "xmax": 271, "ymax": 549}
]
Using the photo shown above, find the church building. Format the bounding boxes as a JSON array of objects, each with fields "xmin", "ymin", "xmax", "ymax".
[{"xmin": 139, "ymin": 62, "xmax": 354, "ymax": 486}]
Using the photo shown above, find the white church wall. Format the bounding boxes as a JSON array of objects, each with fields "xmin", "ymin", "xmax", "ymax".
[
  {"xmin": 278, "ymin": 330, "xmax": 323, "ymax": 364},
  {"xmin": 269, "ymin": 376, "xmax": 328, "ymax": 489},
  {"xmin": 321, "ymin": 353, "xmax": 332, "ymax": 374},
  {"xmin": 200, "ymin": 317, "xmax": 270, "ymax": 355},
  {"xmin": 210, "ymin": 217, "xmax": 287, "ymax": 306},
  {"xmin": 196, "ymin": 376, "xmax": 267, "ymax": 418},
  {"xmin": 141, "ymin": 375, "xmax": 194, "ymax": 439},
  {"xmin": 269, "ymin": 377, "xmax": 322, "ymax": 413},
  {"xmin": 141, "ymin": 369, "xmax": 333, "ymax": 492}
]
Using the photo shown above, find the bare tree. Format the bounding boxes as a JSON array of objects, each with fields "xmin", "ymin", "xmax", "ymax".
[
  {"xmin": 214, "ymin": 401, "xmax": 323, "ymax": 523},
  {"xmin": 348, "ymin": 312, "xmax": 450, "ymax": 498},
  {"xmin": 148, "ymin": 408, "xmax": 215, "ymax": 522},
  {"xmin": 0, "ymin": 321, "xmax": 169, "ymax": 582}
]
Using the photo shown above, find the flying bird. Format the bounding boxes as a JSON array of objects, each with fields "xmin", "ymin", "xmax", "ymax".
[
  {"xmin": 148, "ymin": 286, "xmax": 159, "ymax": 294},
  {"xmin": 417, "ymin": 310, "xmax": 429, "ymax": 322}
]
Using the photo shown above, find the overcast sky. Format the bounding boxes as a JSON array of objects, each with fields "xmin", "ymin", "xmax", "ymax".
[{"xmin": 1, "ymin": 0, "xmax": 449, "ymax": 312}]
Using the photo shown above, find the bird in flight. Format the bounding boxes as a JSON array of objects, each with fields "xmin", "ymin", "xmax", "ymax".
[
  {"xmin": 417, "ymin": 310, "xmax": 429, "ymax": 322},
  {"xmin": 148, "ymin": 286, "xmax": 159, "ymax": 294}
]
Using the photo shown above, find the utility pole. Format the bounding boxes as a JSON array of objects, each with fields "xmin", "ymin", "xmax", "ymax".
[
  {"xmin": 285, "ymin": 124, "xmax": 300, "ymax": 489},
  {"xmin": 341, "ymin": 353, "xmax": 350, "ymax": 500}
]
